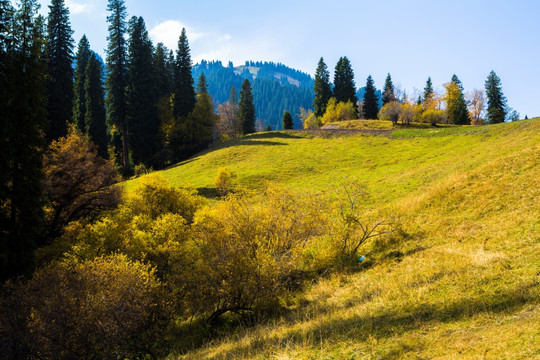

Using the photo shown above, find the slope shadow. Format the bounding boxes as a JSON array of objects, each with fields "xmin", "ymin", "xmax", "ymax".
[{"xmin": 195, "ymin": 278, "xmax": 538, "ymax": 358}]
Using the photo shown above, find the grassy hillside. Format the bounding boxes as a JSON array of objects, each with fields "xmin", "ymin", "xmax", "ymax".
[{"xmin": 130, "ymin": 119, "xmax": 539, "ymax": 359}]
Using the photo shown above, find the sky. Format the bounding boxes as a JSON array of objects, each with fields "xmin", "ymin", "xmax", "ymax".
[{"xmin": 37, "ymin": 0, "xmax": 540, "ymax": 117}]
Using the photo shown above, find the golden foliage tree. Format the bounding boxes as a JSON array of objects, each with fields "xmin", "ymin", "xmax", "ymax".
[{"xmin": 43, "ymin": 127, "xmax": 121, "ymax": 239}]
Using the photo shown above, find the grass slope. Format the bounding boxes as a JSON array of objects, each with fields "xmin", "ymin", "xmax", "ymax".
[{"xmin": 131, "ymin": 119, "xmax": 539, "ymax": 359}]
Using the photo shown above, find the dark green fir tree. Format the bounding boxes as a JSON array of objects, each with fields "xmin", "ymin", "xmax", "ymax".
[
  {"xmin": 73, "ymin": 35, "xmax": 91, "ymax": 131},
  {"xmin": 333, "ymin": 56, "xmax": 358, "ymax": 113},
  {"xmin": 126, "ymin": 16, "xmax": 159, "ymax": 167},
  {"xmin": 84, "ymin": 52, "xmax": 108, "ymax": 158},
  {"xmin": 173, "ymin": 28, "xmax": 196, "ymax": 118},
  {"xmin": 239, "ymin": 79, "xmax": 256, "ymax": 134},
  {"xmin": 447, "ymin": 74, "xmax": 470, "ymax": 125},
  {"xmin": 105, "ymin": 0, "xmax": 128, "ymax": 168},
  {"xmin": 362, "ymin": 75, "xmax": 380, "ymax": 119},
  {"xmin": 154, "ymin": 42, "xmax": 172, "ymax": 98},
  {"xmin": 423, "ymin": 77, "xmax": 434, "ymax": 103},
  {"xmin": 485, "ymin": 70, "xmax": 507, "ymax": 124},
  {"xmin": 382, "ymin": 73, "xmax": 396, "ymax": 105},
  {"xmin": 45, "ymin": 0, "xmax": 74, "ymax": 141},
  {"xmin": 1, "ymin": 0, "xmax": 47, "ymax": 280},
  {"xmin": 282, "ymin": 111, "xmax": 293, "ymax": 130},
  {"xmin": 197, "ymin": 72, "xmax": 208, "ymax": 94},
  {"xmin": 313, "ymin": 57, "xmax": 333, "ymax": 117}
]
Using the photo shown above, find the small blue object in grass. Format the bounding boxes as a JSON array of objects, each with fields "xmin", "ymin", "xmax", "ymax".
[{"xmin": 359, "ymin": 256, "xmax": 365, "ymax": 262}]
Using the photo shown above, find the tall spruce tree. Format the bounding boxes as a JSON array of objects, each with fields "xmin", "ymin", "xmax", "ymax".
[
  {"xmin": 154, "ymin": 42, "xmax": 172, "ymax": 98},
  {"xmin": 313, "ymin": 57, "xmax": 332, "ymax": 117},
  {"xmin": 126, "ymin": 16, "xmax": 159, "ymax": 167},
  {"xmin": 282, "ymin": 111, "xmax": 293, "ymax": 130},
  {"xmin": 446, "ymin": 75, "xmax": 470, "ymax": 125},
  {"xmin": 423, "ymin": 77, "xmax": 434, "ymax": 103},
  {"xmin": 45, "ymin": 0, "xmax": 74, "ymax": 141},
  {"xmin": 333, "ymin": 56, "xmax": 358, "ymax": 113},
  {"xmin": 197, "ymin": 72, "xmax": 208, "ymax": 94},
  {"xmin": 173, "ymin": 28, "xmax": 196, "ymax": 118},
  {"xmin": 1, "ymin": 0, "xmax": 47, "ymax": 280},
  {"xmin": 382, "ymin": 73, "xmax": 396, "ymax": 105},
  {"xmin": 105, "ymin": 0, "xmax": 128, "ymax": 168},
  {"xmin": 485, "ymin": 70, "xmax": 507, "ymax": 124},
  {"xmin": 167, "ymin": 49, "xmax": 175, "ymax": 87},
  {"xmin": 73, "ymin": 35, "xmax": 91, "ymax": 131},
  {"xmin": 84, "ymin": 52, "xmax": 108, "ymax": 158},
  {"xmin": 239, "ymin": 79, "xmax": 256, "ymax": 134},
  {"xmin": 362, "ymin": 75, "xmax": 380, "ymax": 119}
]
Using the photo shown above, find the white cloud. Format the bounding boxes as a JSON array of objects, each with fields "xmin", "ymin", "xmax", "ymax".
[
  {"xmin": 218, "ymin": 34, "xmax": 232, "ymax": 43},
  {"xmin": 66, "ymin": 0, "xmax": 91, "ymax": 15},
  {"xmin": 149, "ymin": 20, "xmax": 204, "ymax": 51}
]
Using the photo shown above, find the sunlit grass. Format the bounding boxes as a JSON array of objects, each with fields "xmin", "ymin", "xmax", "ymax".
[{"xmin": 136, "ymin": 119, "xmax": 540, "ymax": 359}]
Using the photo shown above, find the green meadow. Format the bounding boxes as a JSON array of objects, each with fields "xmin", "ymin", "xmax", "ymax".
[{"xmin": 126, "ymin": 119, "xmax": 540, "ymax": 359}]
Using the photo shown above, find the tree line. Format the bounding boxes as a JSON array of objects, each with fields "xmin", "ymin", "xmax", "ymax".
[{"xmin": 310, "ymin": 57, "xmax": 513, "ymax": 127}]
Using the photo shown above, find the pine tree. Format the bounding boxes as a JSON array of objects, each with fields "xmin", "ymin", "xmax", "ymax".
[
  {"xmin": 167, "ymin": 49, "xmax": 175, "ymax": 87},
  {"xmin": 105, "ymin": 0, "xmax": 128, "ymax": 168},
  {"xmin": 1, "ymin": 0, "xmax": 47, "ymax": 280},
  {"xmin": 313, "ymin": 57, "xmax": 332, "ymax": 117},
  {"xmin": 45, "ymin": 0, "xmax": 74, "ymax": 141},
  {"xmin": 423, "ymin": 77, "xmax": 434, "ymax": 103},
  {"xmin": 229, "ymin": 86, "xmax": 238, "ymax": 105},
  {"xmin": 239, "ymin": 79, "xmax": 256, "ymax": 134},
  {"xmin": 153, "ymin": 42, "xmax": 172, "ymax": 98},
  {"xmin": 197, "ymin": 72, "xmax": 208, "ymax": 94},
  {"xmin": 484, "ymin": 70, "xmax": 507, "ymax": 124},
  {"xmin": 382, "ymin": 73, "xmax": 396, "ymax": 105},
  {"xmin": 362, "ymin": 75, "xmax": 379, "ymax": 119},
  {"xmin": 126, "ymin": 16, "xmax": 159, "ymax": 167},
  {"xmin": 333, "ymin": 56, "xmax": 358, "ymax": 113},
  {"xmin": 84, "ymin": 52, "xmax": 108, "ymax": 158},
  {"xmin": 73, "ymin": 35, "xmax": 91, "ymax": 131},
  {"xmin": 446, "ymin": 74, "xmax": 470, "ymax": 125},
  {"xmin": 173, "ymin": 28, "xmax": 196, "ymax": 118},
  {"xmin": 282, "ymin": 111, "xmax": 293, "ymax": 130}
]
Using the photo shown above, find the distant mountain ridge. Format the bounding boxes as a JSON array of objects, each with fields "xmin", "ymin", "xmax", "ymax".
[
  {"xmin": 193, "ymin": 61, "xmax": 314, "ymax": 130},
  {"xmin": 192, "ymin": 60, "xmax": 380, "ymax": 129}
]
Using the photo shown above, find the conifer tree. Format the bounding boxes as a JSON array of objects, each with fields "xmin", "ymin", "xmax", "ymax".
[
  {"xmin": 362, "ymin": 75, "xmax": 380, "ymax": 119},
  {"xmin": 1, "ymin": 0, "xmax": 47, "ymax": 280},
  {"xmin": 239, "ymin": 79, "xmax": 256, "ymax": 134},
  {"xmin": 313, "ymin": 57, "xmax": 332, "ymax": 117},
  {"xmin": 197, "ymin": 72, "xmax": 208, "ymax": 94},
  {"xmin": 173, "ymin": 28, "xmax": 196, "ymax": 118},
  {"xmin": 333, "ymin": 56, "xmax": 358, "ymax": 113},
  {"xmin": 84, "ymin": 52, "xmax": 108, "ymax": 158},
  {"xmin": 105, "ymin": 0, "xmax": 128, "ymax": 168},
  {"xmin": 282, "ymin": 111, "xmax": 293, "ymax": 130},
  {"xmin": 186, "ymin": 91, "xmax": 217, "ymax": 155},
  {"xmin": 229, "ymin": 86, "xmax": 238, "ymax": 105},
  {"xmin": 73, "ymin": 35, "xmax": 91, "ymax": 131},
  {"xmin": 45, "ymin": 0, "xmax": 74, "ymax": 141},
  {"xmin": 154, "ymin": 42, "xmax": 172, "ymax": 98},
  {"xmin": 446, "ymin": 74, "xmax": 470, "ymax": 125},
  {"xmin": 484, "ymin": 70, "xmax": 507, "ymax": 124},
  {"xmin": 423, "ymin": 77, "xmax": 434, "ymax": 103},
  {"xmin": 126, "ymin": 16, "xmax": 159, "ymax": 167},
  {"xmin": 382, "ymin": 73, "xmax": 396, "ymax": 105},
  {"xmin": 167, "ymin": 49, "xmax": 175, "ymax": 86}
]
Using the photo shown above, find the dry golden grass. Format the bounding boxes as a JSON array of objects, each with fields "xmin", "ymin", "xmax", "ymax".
[{"xmin": 157, "ymin": 119, "xmax": 540, "ymax": 359}]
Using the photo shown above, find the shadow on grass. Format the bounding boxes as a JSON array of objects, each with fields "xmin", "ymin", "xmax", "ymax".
[
  {"xmin": 196, "ymin": 187, "xmax": 220, "ymax": 199},
  {"xmin": 185, "ymin": 279, "xmax": 538, "ymax": 359}
]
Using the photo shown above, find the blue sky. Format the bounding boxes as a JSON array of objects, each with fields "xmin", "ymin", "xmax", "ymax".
[{"xmin": 38, "ymin": 0, "xmax": 540, "ymax": 117}]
